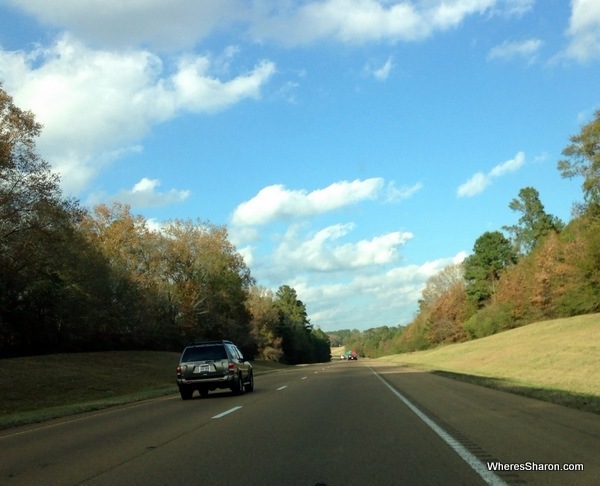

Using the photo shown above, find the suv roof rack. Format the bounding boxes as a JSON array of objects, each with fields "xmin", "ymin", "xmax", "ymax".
[{"xmin": 187, "ymin": 339, "xmax": 233, "ymax": 346}]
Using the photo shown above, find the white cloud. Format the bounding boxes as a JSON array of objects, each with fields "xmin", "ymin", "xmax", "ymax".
[
  {"xmin": 0, "ymin": 34, "xmax": 275, "ymax": 193},
  {"xmin": 457, "ymin": 172, "xmax": 490, "ymax": 197},
  {"xmin": 492, "ymin": 0, "xmax": 535, "ymax": 18},
  {"xmin": 252, "ymin": 0, "xmax": 498, "ymax": 46},
  {"xmin": 5, "ymin": 1, "xmax": 507, "ymax": 49},
  {"xmin": 487, "ymin": 38, "xmax": 543, "ymax": 62},
  {"xmin": 89, "ymin": 178, "xmax": 191, "ymax": 208},
  {"xmin": 489, "ymin": 151, "xmax": 525, "ymax": 176},
  {"xmin": 290, "ymin": 251, "xmax": 465, "ymax": 329},
  {"xmin": 274, "ymin": 223, "xmax": 413, "ymax": 271},
  {"xmin": 365, "ymin": 56, "xmax": 394, "ymax": 81},
  {"xmin": 563, "ymin": 0, "xmax": 600, "ymax": 62},
  {"xmin": 4, "ymin": 0, "xmax": 249, "ymax": 50},
  {"xmin": 457, "ymin": 152, "xmax": 525, "ymax": 197},
  {"xmin": 386, "ymin": 181, "xmax": 423, "ymax": 202},
  {"xmin": 231, "ymin": 178, "xmax": 385, "ymax": 226}
]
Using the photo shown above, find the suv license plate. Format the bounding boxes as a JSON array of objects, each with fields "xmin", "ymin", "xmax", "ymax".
[{"xmin": 195, "ymin": 365, "xmax": 211, "ymax": 373}]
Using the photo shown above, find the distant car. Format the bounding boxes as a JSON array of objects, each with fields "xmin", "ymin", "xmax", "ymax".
[
  {"xmin": 176, "ymin": 340, "xmax": 254, "ymax": 400},
  {"xmin": 340, "ymin": 354, "xmax": 347, "ymax": 360},
  {"xmin": 347, "ymin": 351, "xmax": 358, "ymax": 360}
]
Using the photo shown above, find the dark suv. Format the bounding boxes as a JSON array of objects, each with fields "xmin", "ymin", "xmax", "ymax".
[{"xmin": 176, "ymin": 340, "xmax": 254, "ymax": 400}]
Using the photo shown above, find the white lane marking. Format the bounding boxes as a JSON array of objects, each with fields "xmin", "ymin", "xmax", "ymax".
[
  {"xmin": 212, "ymin": 406, "xmax": 242, "ymax": 419},
  {"xmin": 301, "ymin": 376, "xmax": 308, "ymax": 380},
  {"xmin": 370, "ymin": 367, "xmax": 507, "ymax": 486},
  {"xmin": 277, "ymin": 386, "xmax": 288, "ymax": 391}
]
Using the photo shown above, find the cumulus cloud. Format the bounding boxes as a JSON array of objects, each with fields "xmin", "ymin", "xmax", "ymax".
[
  {"xmin": 252, "ymin": 0, "xmax": 498, "ymax": 46},
  {"xmin": 4, "ymin": 0, "xmax": 248, "ymax": 50},
  {"xmin": 231, "ymin": 178, "xmax": 384, "ymax": 226},
  {"xmin": 288, "ymin": 251, "xmax": 465, "ymax": 329},
  {"xmin": 88, "ymin": 178, "xmax": 191, "ymax": 208},
  {"xmin": 457, "ymin": 151, "xmax": 525, "ymax": 197},
  {"xmin": 0, "ymin": 34, "xmax": 275, "ymax": 193},
  {"xmin": 274, "ymin": 223, "xmax": 413, "ymax": 271},
  {"xmin": 487, "ymin": 38, "xmax": 543, "ymax": 62},
  {"xmin": 5, "ymin": 0, "xmax": 508, "ymax": 49},
  {"xmin": 563, "ymin": 0, "xmax": 600, "ymax": 62}
]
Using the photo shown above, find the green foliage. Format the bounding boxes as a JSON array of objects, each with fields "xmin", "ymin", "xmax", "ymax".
[
  {"xmin": 503, "ymin": 186, "xmax": 563, "ymax": 254},
  {"xmin": 334, "ymin": 325, "xmax": 410, "ymax": 357},
  {"xmin": 273, "ymin": 285, "xmax": 329, "ymax": 364},
  {"xmin": 464, "ymin": 231, "xmax": 517, "ymax": 307},
  {"xmin": 558, "ymin": 109, "xmax": 600, "ymax": 212},
  {"xmin": 463, "ymin": 303, "xmax": 513, "ymax": 339}
]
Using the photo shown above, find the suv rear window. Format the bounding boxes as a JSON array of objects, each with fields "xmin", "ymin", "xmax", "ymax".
[{"xmin": 182, "ymin": 344, "xmax": 228, "ymax": 362}]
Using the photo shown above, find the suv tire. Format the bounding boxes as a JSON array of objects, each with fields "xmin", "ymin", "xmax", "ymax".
[
  {"xmin": 231, "ymin": 373, "xmax": 244, "ymax": 395},
  {"xmin": 244, "ymin": 371, "xmax": 254, "ymax": 393},
  {"xmin": 179, "ymin": 385, "xmax": 194, "ymax": 400}
]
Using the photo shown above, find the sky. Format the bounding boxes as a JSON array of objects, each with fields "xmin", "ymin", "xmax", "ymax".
[{"xmin": 1, "ymin": 1, "xmax": 599, "ymax": 332}]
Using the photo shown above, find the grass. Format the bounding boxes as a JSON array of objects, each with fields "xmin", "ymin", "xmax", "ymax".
[
  {"xmin": 0, "ymin": 351, "xmax": 289, "ymax": 430},
  {"xmin": 2, "ymin": 314, "xmax": 598, "ymax": 430},
  {"xmin": 379, "ymin": 313, "xmax": 600, "ymax": 414}
]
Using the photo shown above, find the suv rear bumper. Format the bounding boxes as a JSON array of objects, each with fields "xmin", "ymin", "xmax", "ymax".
[{"xmin": 177, "ymin": 374, "xmax": 236, "ymax": 387}]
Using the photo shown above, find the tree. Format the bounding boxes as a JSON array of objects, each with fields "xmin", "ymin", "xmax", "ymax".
[
  {"xmin": 463, "ymin": 231, "xmax": 517, "ymax": 307},
  {"xmin": 79, "ymin": 203, "xmax": 175, "ymax": 350},
  {"xmin": 0, "ymin": 85, "xmax": 107, "ymax": 355},
  {"xmin": 503, "ymin": 186, "xmax": 563, "ymax": 254},
  {"xmin": 273, "ymin": 285, "xmax": 329, "ymax": 364},
  {"xmin": 246, "ymin": 286, "xmax": 283, "ymax": 361},
  {"xmin": 274, "ymin": 285, "xmax": 311, "ymax": 364},
  {"xmin": 419, "ymin": 263, "xmax": 464, "ymax": 310},
  {"xmin": 163, "ymin": 219, "xmax": 255, "ymax": 351},
  {"xmin": 557, "ymin": 110, "xmax": 600, "ymax": 214}
]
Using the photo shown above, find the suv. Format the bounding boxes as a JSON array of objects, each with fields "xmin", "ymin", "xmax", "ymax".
[{"xmin": 176, "ymin": 340, "xmax": 254, "ymax": 400}]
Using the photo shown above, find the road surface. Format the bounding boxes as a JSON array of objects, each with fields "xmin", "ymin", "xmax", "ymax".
[{"xmin": 1, "ymin": 360, "xmax": 598, "ymax": 485}]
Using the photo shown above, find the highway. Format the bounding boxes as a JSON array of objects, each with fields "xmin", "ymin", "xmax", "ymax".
[{"xmin": 1, "ymin": 360, "xmax": 598, "ymax": 485}]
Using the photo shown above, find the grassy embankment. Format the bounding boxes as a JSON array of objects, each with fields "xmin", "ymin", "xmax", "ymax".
[
  {"xmin": 0, "ymin": 352, "xmax": 288, "ymax": 430},
  {"xmin": 1, "ymin": 314, "xmax": 598, "ymax": 430},
  {"xmin": 379, "ymin": 313, "xmax": 600, "ymax": 414}
]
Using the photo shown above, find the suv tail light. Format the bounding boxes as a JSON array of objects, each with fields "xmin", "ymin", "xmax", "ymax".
[
  {"xmin": 176, "ymin": 365, "xmax": 182, "ymax": 376},
  {"xmin": 227, "ymin": 362, "xmax": 235, "ymax": 373}
]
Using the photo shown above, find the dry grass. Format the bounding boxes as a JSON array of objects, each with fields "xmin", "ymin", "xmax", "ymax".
[{"xmin": 380, "ymin": 313, "xmax": 600, "ymax": 412}]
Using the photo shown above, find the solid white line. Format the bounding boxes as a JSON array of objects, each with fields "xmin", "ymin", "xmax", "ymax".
[
  {"xmin": 276, "ymin": 386, "xmax": 288, "ymax": 391},
  {"xmin": 370, "ymin": 367, "xmax": 507, "ymax": 486},
  {"xmin": 212, "ymin": 406, "xmax": 242, "ymax": 419}
]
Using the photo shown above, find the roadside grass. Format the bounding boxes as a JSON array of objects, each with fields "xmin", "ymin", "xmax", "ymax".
[
  {"xmin": 0, "ymin": 351, "xmax": 289, "ymax": 430},
  {"xmin": 379, "ymin": 313, "xmax": 600, "ymax": 414}
]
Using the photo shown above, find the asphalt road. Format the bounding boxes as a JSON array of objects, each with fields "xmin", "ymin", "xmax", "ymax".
[{"xmin": 1, "ymin": 360, "xmax": 598, "ymax": 485}]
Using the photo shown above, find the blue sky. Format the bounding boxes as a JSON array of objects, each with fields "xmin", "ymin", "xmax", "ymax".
[{"xmin": 1, "ymin": 1, "xmax": 599, "ymax": 332}]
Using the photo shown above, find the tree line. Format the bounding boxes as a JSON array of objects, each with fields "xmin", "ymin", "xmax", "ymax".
[
  {"xmin": 0, "ymin": 85, "xmax": 329, "ymax": 362},
  {"xmin": 331, "ymin": 110, "xmax": 600, "ymax": 358}
]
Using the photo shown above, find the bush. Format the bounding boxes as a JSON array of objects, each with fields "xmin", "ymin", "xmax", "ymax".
[{"xmin": 464, "ymin": 304, "xmax": 513, "ymax": 339}]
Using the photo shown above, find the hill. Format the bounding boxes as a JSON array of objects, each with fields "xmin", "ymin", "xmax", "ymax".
[{"xmin": 379, "ymin": 313, "xmax": 600, "ymax": 413}]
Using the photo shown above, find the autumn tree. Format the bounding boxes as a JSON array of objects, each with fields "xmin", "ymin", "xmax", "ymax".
[
  {"xmin": 502, "ymin": 186, "xmax": 563, "ymax": 254},
  {"xmin": 246, "ymin": 286, "xmax": 283, "ymax": 361},
  {"xmin": 163, "ymin": 219, "xmax": 255, "ymax": 353},
  {"xmin": 558, "ymin": 110, "xmax": 600, "ymax": 214},
  {"xmin": 79, "ymin": 203, "xmax": 175, "ymax": 349}
]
